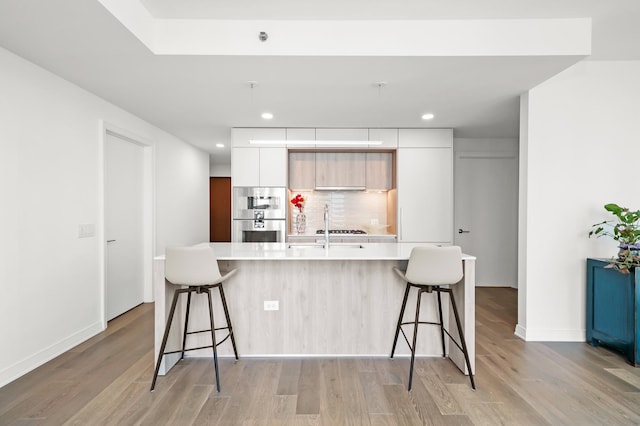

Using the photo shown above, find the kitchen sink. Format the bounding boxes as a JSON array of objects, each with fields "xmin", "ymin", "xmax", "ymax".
[{"xmin": 287, "ymin": 243, "xmax": 364, "ymax": 249}]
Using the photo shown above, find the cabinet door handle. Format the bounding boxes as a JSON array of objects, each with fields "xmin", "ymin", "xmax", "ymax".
[
  {"xmin": 399, "ymin": 208, "xmax": 403, "ymax": 240},
  {"xmin": 106, "ymin": 239, "xmax": 116, "ymax": 243},
  {"xmin": 458, "ymin": 229, "xmax": 470, "ymax": 234}
]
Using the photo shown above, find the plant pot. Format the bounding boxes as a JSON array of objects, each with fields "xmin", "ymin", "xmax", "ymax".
[{"xmin": 586, "ymin": 258, "xmax": 640, "ymax": 365}]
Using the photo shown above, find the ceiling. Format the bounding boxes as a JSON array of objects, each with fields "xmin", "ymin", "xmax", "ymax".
[{"xmin": 1, "ymin": 0, "xmax": 639, "ymax": 165}]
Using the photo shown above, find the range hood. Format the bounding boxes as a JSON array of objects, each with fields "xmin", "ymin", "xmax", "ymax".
[{"xmin": 314, "ymin": 186, "xmax": 366, "ymax": 191}]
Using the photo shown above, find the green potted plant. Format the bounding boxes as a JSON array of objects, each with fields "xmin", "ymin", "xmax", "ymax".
[
  {"xmin": 586, "ymin": 203, "xmax": 640, "ymax": 365},
  {"xmin": 589, "ymin": 203, "xmax": 640, "ymax": 274}
]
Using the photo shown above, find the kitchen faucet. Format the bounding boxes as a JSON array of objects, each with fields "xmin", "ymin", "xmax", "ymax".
[{"xmin": 324, "ymin": 204, "xmax": 330, "ymax": 249}]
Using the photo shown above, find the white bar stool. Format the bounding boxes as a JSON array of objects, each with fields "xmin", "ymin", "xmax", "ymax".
[
  {"xmin": 151, "ymin": 244, "xmax": 238, "ymax": 392},
  {"xmin": 390, "ymin": 245, "xmax": 475, "ymax": 391}
]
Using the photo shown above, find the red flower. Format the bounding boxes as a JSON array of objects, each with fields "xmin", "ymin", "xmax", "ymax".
[{"xmin": 290, "ymin": 194, "xmax": 305, "ymax": 210}]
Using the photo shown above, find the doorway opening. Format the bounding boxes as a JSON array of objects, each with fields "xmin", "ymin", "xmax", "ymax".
[
  {"xmin": 454, "ymin": 147, "xmax": 519, "ymax": 330},
  {"xmin": 102, "ymin": 123, "xmax": 154, "ymax": 327}
]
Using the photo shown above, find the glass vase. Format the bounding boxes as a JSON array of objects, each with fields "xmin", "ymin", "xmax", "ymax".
[{"xmin": 294, "ymin": 211, "xmax": 306, "ymax": 234}]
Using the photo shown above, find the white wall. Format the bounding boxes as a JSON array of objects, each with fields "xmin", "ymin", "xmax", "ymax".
[
  {"xmin": 0, "ymin": 46, "xmax": 209, "ymax": 387},
  {"xmin": 454, "ymin": 138, "xmax": 518, "ymax": 153},
  {"xmin": 519, "ymin": 60, "xmax": 640, "ymax": 341},
  {"xmin": 210, "ymin": 162, "xmax": 231, "ymax": 177}
]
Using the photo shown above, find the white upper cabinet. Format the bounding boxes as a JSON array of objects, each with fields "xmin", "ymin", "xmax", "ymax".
[
  {"xmin": 315, "ymin": 128, "xmax": 369, "ymax": 149},
  {"xmin": 398, "ymin": 129, "xmax": 453, "ymax": 148},
  {"xmin": 232, "ymin": 147, "xmax": 287, "ymax": 187},
  {"xmin": 397, "ymin": 148, "xmax": 453, "ymax": 243},
  {"xmin": 368, "ymin": 128, "xmax": 398, "ymax": 149},
  {"xmin": 232, "ymin": 128, "xmax": 286, "ymax": 147},
  {"xmin": 396, "ymin": 128, "xmax": 453, "ymax": 243},
  {"xmin": 286, "ymin": 128, "xmax": 315, "ymax": 147},
  {"xmin": 231, "ymin": 128, "xmax": 287, "ymax": 186},
  {"xmin": 259, "ymin": 147, "xmax": 288, "ymax": 187},
  {"xmin": 231, "ymin": 147, "xmax": 260, "ymax": 187}
]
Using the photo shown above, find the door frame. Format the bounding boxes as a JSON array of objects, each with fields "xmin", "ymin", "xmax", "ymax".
[
  {"xmin": 100, "ymin": 121, "xmax": 155, "ymax": 329},
  {"xmin": 454, "ymin": 150, "xmax": 519, "ymax": 288}
]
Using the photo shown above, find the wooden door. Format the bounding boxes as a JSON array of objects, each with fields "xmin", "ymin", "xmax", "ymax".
[{"xmin": 210, "ymin": 177, "xmax": 231, "ymax": 242}]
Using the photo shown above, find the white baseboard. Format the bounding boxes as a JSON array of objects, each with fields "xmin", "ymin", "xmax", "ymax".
[
  {"xmin": 514, "ymin": 324, "xmax": 527, "ymax": 340},
  {"xmin": 0, "ymin": 321, "xmax": 105, "ymax": 388},
  {"xmin": 513, "ymin": 323, "xmax": 585, "ymax": 342}
]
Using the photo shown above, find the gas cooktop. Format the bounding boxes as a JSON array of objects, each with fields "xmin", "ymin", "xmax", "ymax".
[{"xmin": 315, "ymin": 229, "xmax": 366, "ymax": 235}]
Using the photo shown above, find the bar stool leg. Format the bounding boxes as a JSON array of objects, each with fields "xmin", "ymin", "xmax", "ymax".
[
  {"xmin": 151, "ymin": 288, "xmax": 182, "ymax": 391},
  {"xmin": 391, "ymin": 283, "xmax": 411, "ymax": 358},
  {"xmin": 181, "ymin": 291, "xmax": 192, "ymax": 359},
  {"xmin": 206, "ymin": 289, "xmax": 221, "ymax": 392},
  {"xmin": 217, "ymin": 283, "xmax": 238, "ymax": 360},
  {"xmin": 448, "ymin": 289, "xmax": 476, "ymax": 390},
  {"xmin": 408, "ymin": 287, "xmax": 423, "ymax": 391},
  {"xmin": 436, "ymin": 289, "xmax": 446, "ymax": 358}
]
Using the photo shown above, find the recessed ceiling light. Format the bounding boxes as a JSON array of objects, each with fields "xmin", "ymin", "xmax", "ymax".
[
  {"xmin": 261, "ymin": 112, "xmax": 274, "ymax": 120},
  {"xmin": 215, "ymin": 143, "xmax": 225, "ymax": 148},
  {"xmin": 421, "ymin": 113, "xmax": 435, "ymax": 120}
]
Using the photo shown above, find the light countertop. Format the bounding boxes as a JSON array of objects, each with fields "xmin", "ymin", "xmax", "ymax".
[
  {"xmin": 155, "ymin": 242, "xmax": 475, "ymax": 261},
  {"xmin": 287, "ymin": 233, "xmax": 397, "ymax": 238}
]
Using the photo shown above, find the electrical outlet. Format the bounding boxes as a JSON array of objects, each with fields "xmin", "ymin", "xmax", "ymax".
[{"xmin": 264, "ymin": 300, "xmax": 279, "ymax": 311}]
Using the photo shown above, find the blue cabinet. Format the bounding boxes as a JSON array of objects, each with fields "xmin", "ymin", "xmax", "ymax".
[{"xmin": 586, "ymin": 258, "xmax": 640, "ymax": 365}]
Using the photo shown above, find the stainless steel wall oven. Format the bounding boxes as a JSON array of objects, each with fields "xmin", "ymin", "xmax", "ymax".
[{"xmin": 232, "ymin": 187, "xmax": 286, "ymax": 242}]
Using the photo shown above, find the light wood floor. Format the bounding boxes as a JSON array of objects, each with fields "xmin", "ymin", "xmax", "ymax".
[{"xmin": 3, "ymin": 288, "xmax": 640, "ymax": 425}]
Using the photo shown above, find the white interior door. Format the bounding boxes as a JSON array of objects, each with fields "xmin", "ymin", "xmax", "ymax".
[
  {"xmin": 454, "ymin": 152, "xmax": 518, "ymax": 287},
  {"xmin": 105, "ymin": 133, "xmax": 144, "ymax": 320}
]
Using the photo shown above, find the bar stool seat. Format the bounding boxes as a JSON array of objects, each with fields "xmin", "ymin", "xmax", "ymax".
[
  {"xmin": 390, "ymin": 245, "xmax": 475, "ymax": 391},
  {"xmin": 151, "ymin": 244, "xmax": 238, "ymax": 392}
]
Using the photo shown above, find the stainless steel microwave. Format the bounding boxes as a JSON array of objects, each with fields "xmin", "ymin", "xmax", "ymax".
[{"xmin": 233, "ymin": 187, "xmax": 286, "ymax": 220}]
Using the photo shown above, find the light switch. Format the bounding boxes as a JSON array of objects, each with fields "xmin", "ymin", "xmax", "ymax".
[{"xmin": 78, "ymin": 223, "xmax": 95, "ymax": 238}]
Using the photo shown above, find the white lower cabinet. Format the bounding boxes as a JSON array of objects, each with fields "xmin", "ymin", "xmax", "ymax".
[{"xmin": 397, "ymin": 147, "xmax": 453, "ymax": 243}]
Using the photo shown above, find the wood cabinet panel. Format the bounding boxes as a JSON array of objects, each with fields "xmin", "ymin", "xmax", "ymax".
[
  {"xmin": 315, "ymin": 152, "xmax": 366, "ymax": 189},
  {"xmin": 365, "ymin": 152, "xmax": 393, "ymax": 190},
  {"xmin": 289, "ymin": 152, "xmax": 316, "ymax": 190}
]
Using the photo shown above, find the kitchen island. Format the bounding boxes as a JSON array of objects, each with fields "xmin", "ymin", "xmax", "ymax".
[{"xmin": 153, "ymin": 242, "xmax": 475, "ymax": 376}]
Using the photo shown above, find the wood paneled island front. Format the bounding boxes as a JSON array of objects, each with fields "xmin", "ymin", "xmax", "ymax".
[{"xmin": 153, "ymin": 242, "xmax": 475, "ymax": 376}]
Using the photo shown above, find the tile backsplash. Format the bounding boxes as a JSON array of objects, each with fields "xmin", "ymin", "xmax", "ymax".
[{"xmin": 289, "ymin": 191, "xmax": 389, "ymax": 233}]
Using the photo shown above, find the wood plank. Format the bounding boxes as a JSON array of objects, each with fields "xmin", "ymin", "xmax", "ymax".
[
  {"xmin": 2, "ymin": 290, "xmax": 640, "ymax": 425},
  {"xmin": 318, "ymin": 359, "xmax": 345, "ymax": 425},
  {"xmin": 296, "ymin": 359, "xmax": 321, "ymax": 415},
  {"xmin": 338, "ymin": 358, "xmax": 372, "ymax": 426},
  {"xmin": 277, "ymin": 359, "xmax": 302, "ymax": 395}
]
